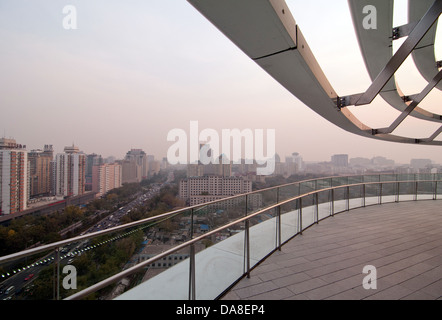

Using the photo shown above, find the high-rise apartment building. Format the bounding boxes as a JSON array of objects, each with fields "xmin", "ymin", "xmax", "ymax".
[
  {"xmin": 28, "ymin": 144, "xmax": 53, "ymax": 197},
  {"xmin": 331, "ymin": 154, "xmax": 349, "ymax": 167},
  {"xmin": 122, "ymin": 149, "xmax": 148, "ymax": 183},
  {"xmin": 0, "ymin": 138, "xmax": 28, "ymax": 215},
  {"xmin": 86, "ymin": 154, "xmax": 103, "ymax": 191},
  {"xmin": 410, "ymin": 159, "xmax": 432, "ymax": 170},
  {"xmin": 284, "ymin": 152, "xmax": 304, "ymax": 176},
  {"xmin": 92, "ymin": 163, "xmax": 122, "ymax": 197},
  {"xmin": 186, "ymin": 150, "xmax": 232, "ymax": 178},
  {"xmin": 55, "ymin": 145, "xmax": 86, "ymax": 197},
  {"xmin": 147, "ymin": 155, "xmax": 160, "ymax": 177}
]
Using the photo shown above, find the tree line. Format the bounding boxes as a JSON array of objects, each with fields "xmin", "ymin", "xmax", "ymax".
[{"xmin": 0, "ymin": 182, "xmax": 143, "ymax": 257}]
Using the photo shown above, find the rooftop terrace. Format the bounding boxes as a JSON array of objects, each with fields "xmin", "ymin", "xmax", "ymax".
[
  {"xmin": 1, "ymin": 174, "xmax": 440, "ymax": 301},
  {"xmin": 222, "ymin": 200, "xmax": 442, "ymax": 300}
]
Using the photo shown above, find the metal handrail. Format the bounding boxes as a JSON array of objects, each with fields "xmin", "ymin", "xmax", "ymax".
[
  {"xmin": 0, "ymin": 172, "xmax": 428, "ymax": 264},
  {"xmin": 0, "ymin": 174, "xmax": 440, "ymax": 300},
  {"xmin": 65, "ymin": 178, "xmax": 441, "ymax": 300}
]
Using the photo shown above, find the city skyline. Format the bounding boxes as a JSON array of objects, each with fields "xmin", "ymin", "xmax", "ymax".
[
  {"xmin": 1, "ymin": 1, "xmax": 441, "ymax": 166},
  {"xmin": 3, "ymin": 135, "xmax": 441, "ymax": 168}
]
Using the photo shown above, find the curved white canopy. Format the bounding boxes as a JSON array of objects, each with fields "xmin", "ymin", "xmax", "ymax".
[
  {"xmin": 409, "ymin": 0, "xmax": 442, "ymax": 91},
  {"xmin": 187, "ymin": 0, "xmax": 442, "ymax": 145},
  {"xmin": 348, "ymin": 0, "xmax": 442, "ymax": 123}
]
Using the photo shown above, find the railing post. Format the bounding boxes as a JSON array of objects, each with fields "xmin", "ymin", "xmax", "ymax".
[
  {"xmin": 189, "ymin": 244, "xmax": 196, "ymax": 300},
  {"xmin": 415, "ymin": 181, "xmax": 418, "ymax": 201},
  {"xmin": 299, "ymin": 198, "xmax": 303, "ymax": 235},
  {"xmin": 245, "ymin": 194, "xmax": 248, "ymax": 216},
  {"xmin": 346, "ymin": 186, "xmax": 350, "ymax": 211},
  {"xmin": 277, "ymin": 205, "xmax": 282, "ymax": 250},
  {"xmin": 362, "ymin": 184, "xmax": 366, "ymax": 207},
  {"xmin": 276, "ymin": 188, "xmax": 282, "ymax": 249},
  {"xmin": 188, "ymin": 208, "xmax": 195, "ymax": 300},
  {"xmin": 379, "ymin": 183, "xmax": 383, "ymax": 205},
  {"xmin": 245, "ymin": 220, "xmax": 250, "ymax": 278},
  {"xmin": 331, "ymin": 188, "xmax": 335, "ymax": 216},
  {"xmin": 54, "ymin": 247, "xmax": 60, "ymax": 300},
  {"xmin": 315, "ymin": 193, "xmax": 319, "ymax": 223},
  {"xmin": 244, "ymin": 194, "xmax": 250, "ymax": 278},
  {"xmin": 276, "ymin": 187, "xmax": 280, "ymax": 204}
]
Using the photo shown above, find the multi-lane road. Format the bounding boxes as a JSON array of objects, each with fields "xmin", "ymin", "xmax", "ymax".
[{"xmin": 0, "ymin": 173, "xmax": 174, "ymax": 300}]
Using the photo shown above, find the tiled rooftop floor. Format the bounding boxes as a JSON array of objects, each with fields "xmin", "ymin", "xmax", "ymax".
[{"xmin": 222, "ymin": 200, "xmax": 442, "ymax": 300}]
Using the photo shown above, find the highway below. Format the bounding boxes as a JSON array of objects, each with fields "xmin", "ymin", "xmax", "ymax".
[{"xmin": 0, "ymin": 173, "xmax": 174, "ymax": 300}]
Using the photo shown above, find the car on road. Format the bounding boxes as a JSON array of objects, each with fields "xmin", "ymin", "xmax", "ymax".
[
  {"xmin": 24, "ymin": 274, "xmax": 34, "ymax": 281},
  {"xmin": 5, "ymin": 286, "xmax": 15, "ymax": 294}
]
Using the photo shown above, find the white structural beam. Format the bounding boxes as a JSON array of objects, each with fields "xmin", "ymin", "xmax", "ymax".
[
  {"xmin": 409, "ymin": 0, "xmax": 442, "ymax": 91},
  {"xmin": 347, "ymin": 0, "xmax": 442, "ymax": 123},
  {"xmin": 187, "ymin": 0, "xmax": 442, "ymax": 145}
]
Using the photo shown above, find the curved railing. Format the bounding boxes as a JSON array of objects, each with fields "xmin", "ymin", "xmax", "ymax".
[{"xmin": 0, "ymin": 173, "xmax": 440, "ymax": 300}]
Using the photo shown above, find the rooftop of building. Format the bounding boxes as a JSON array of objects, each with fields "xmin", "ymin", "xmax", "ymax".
[{"xmin": 222, "ymin": 200, "xmax": 442, "ymax": 300}]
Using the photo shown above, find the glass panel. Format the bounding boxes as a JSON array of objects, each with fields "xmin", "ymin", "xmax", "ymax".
[
  {"xmin": 380, "ymin": 174, "xmax": 396, "ymax": 182},
  {"xmin": 301, "ymin": 194, "xmax": 315, "ymax": 229},
  {"xmin": 111, "ymin": 248, "xmax": 191, "ymax": 300},
  {"xmin": 299, "ymin": 180, "xmax": 316, "ymax": 195},
  {"xmin": 380, "ymin": 182, "xmax": 396, "ymax": 203},
  {"xmin": 278, "ymin": 183, "xmax": 299, "ymax": 202},
  {"xmin": 316, "ymin": 177, "xmax": 332, "ymax": 190},
  {"xmin": 200, "ymin": 196, "xmax": 245, "ymax": 233},
  {"xmin": 317, "ymin": 190, "xmax": 331, "ymax": 221},
  {"xmin": 363, "ymin": 174, "xmax": 380, "ymax": 183},
  {"xmin": 332, "ymin": 176, "xmax": 348, "ymax": 187},
  {"xmin": 396, "ymin": 173, "xmax": 415, "ymax": 182},
  {"xmin": 416, "ymin": 181, "xmax": 435, "ymax": 200},
  {"xmin": 333, "ymin": 187, "xmax": 347, "ymax": 213},
  {"xmin": 0, "ymin": 248, "xmax": 55, "ymax": 300},
  {"xmin": 258, "ymin": 188, "xmax": 278, "ymax": 209},
  {"xmin": 364, "ymin": 183, "xmax": 379, "ymax": 206},
  {"xmin": 7, "ymin": 173, "xmax": 442, "ymax": 300},
  {"xmin": 348, "ymin": 185, "xmax": 364, "ymax": 209},
  {"xmin": 249, "ymin": 208, "xmax": 277, "ymax": 265},
  {"xmin": 436, "ymin": 181, "xmax": 442, "ymax": 199},
  {"xmin": 195, "ymin": 221, "xmax": 245, "ymax": 300},
  {"xmin": 68, "ymin": 227, "xmax": 156, "ymax": 299},
  {"xmin": 348, "ymin": 175, "xmax": 363, "ymax": 185},
  {"xmin": 398, "ymin": 181, "xmax": 415, "ymax": 201},
  {"xmin": 280, "ymin": 199, "xmax": 300, "ymax": 244},
  {"xmin": 417, "ymin": 173, "xmax": 432, "ymax": 181},
  {"xmin": 68, "ymin": 209, "xmax": 191, "ymax": 300}
]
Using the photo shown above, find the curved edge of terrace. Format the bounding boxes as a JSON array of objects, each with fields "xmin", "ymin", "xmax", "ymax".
[
  {"xmin": 221, "ymin": 200, "xmax": 442, "ymax": 300},
  {"xmin": 1, "ymin": 174, "xmax": 440, "ymax": 301},
  {"xmin": 113, "ymin": 180, "xmax": 442, "ymax": 300}
]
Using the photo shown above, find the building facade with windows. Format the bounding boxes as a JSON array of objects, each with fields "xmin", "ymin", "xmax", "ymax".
[
  {"xmin": 92, "ymin": 163, "xmax": 122, "ymax": 197},
  {"xmin": 179, "ymin": 175, "xmax": 252, "ymax": 206},
  {"xmin": 55, "ymin": 145, "xmax": 86, "ymax": 197},
  {"xmin": 28, "ymin": 144, "xmax": 53, "ymax": 197},
  {"xmin": 0, "ymin": 138, "xmax": 28, "ymax": 215}
]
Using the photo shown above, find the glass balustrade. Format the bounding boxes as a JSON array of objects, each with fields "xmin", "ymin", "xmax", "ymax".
[{"xmin": 0, "ymin": 174, "xmax": 440, "ymax": 300}]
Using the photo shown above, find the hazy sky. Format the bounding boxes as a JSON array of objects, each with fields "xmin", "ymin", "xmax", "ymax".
[{"xmin": 1, "ymin": 0, "xmax": 441, "ymax": 164}]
